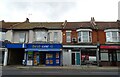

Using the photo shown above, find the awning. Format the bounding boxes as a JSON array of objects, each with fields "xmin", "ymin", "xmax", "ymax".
[{"xmin": 25, "ymin": 48, "xmax": 62, "ymax": 51}]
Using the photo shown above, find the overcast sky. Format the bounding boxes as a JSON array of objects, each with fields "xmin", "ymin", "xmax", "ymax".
[{"xmin": 0, "ymin": 0, "xmax": 119, "ymax": 22}]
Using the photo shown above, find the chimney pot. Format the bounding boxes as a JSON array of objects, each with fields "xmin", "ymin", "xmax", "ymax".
[{"xmin": 26, "ymin": 18, "xmax": 29, "ymax": 23}]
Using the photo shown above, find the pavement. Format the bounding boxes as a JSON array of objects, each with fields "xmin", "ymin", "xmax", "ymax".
[
  {"xmin": 1, "ymin": 65, "xmax": 120, "ymax": 76},
  {"xmin": 2, "ymin": 65, "xmax": 120, "ymax": 71}
]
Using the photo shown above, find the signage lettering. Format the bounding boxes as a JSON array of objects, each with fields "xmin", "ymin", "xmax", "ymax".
[{"xmin": 32, "ymin": 45, "xmax": 53, "ymax": 48}]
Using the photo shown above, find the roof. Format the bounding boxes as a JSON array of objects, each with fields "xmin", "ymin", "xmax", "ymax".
[
  {"xmin": 1, "ymin": 20, "xmax": 119, "ymax": 30},
  {"xmin": 64, "ymin": 22, "xmax": 93, "ymax": 30},
  {"xmin": 1, "ymin": 22, "xmax": 20, "ymax": 29},
  {"xmin": 64, "ymin": 21, "xmax": 119, "ymax": 30},
  {"xmin": 7, "ymin": 22, "xmax": 63, "ymax": 30},
  {"xmin": 96, "ymin": 22, "xmax": 119, "ymax": 30}
]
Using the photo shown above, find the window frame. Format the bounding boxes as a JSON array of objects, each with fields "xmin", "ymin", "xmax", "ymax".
[
  {"xmin": 53, "ymin": 32, "xmax": 58, "ymax": 42},
  {"xmin": 77, "ymin": 29, "xmax": 92, "ymax": 43},
  {"xmin": 66, "ymin": 31, "xmax": 71, "ymax": 43},
  {"xmin": 19, "ymin": 32, "xmax": 26, "ymax": 43},
  {"xmin": 105, "ymin": 29, "xmax": 120, "ymax": 42},
  {"xmin": 35, "ymin": 30, "xmax": 48, "ymax": 42}
]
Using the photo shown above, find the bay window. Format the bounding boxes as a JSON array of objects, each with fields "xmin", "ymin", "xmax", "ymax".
[
  {"xmin": 105, "ymin": 29, "xmax": 120, "ymax": 42},
  {"xmin": 54, "ymin": 32, "xmax": 58, "ymax": 42},
  {"xmin": 19, "ymin": 33, "xmax": 25, "ymax": 43},
  {"xmin": 77, "ymin": 29, "xmax": 92, "ymax": 43},
  {"xmin": 35, "ymin": 30, "xmax": 47, "ymax": 42},
  {"xmin": 0, "ymin": 32, "xmax": 6, "ymax": 41}
]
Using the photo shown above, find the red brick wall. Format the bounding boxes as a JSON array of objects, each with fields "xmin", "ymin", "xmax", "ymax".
[
  {"xmin": 62, "ymin": 30, "xmax": 66, "ymax": 44},
  {"xmin": 62, "ymin": 30, "xmax": 106, "ymax": 44},
  {"xmin": 98, "ymin": 30, "xmax": 106, "ymax": 44},
  {"xmin": 92, "ymin": 30, "xmax": 97, "ymax": 44}
]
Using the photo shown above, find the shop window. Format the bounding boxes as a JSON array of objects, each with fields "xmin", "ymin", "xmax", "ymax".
[
  {"xmin": 105, "ymin": 29, "xmax": 120, "ymax": 42},
  {"xmin": 19, "ymin": 33, "xmax": 26, "ymax": 43},
  {"xmin": 66, "ymin": 31, "xmax": 71, "ymax": 43},
  {"xmin": 117, "ymin": 52, "xmax": 120, "ymax": 61},
  {"xmin": 77, "ymin": 29, "xmax": 92, "ymax": 43},
  {"xmin": 101, "ymin": 53, "xmax": 108, "ymax": 61}
]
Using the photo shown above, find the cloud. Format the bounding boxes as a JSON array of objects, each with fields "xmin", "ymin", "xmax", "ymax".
[{"xmin": 0, "ymin": 0, "xmax": 119, "ymax": 21}]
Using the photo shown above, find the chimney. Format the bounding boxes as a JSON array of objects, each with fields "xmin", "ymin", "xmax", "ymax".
[
  {"xmin": 25, "ymin": 18, "xmax": 29, "ymax": 23},
  {"xmin": 90, "ymin": 17, "xmax": 96, "ymax": 25},
  {"xmin": 62, "ymin": 20, "xmax": 67, "ymax": 29},
  {"xmin": 2, "ymin": 20, "xmax": 5, "ymax": 23}
]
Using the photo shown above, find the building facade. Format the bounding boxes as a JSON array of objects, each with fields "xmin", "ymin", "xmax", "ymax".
[
  {"xmin": 62, "ymin": 18, "xmax": 120, "ymax": 66},
  {"xmin": 1, "ymin": 18, "xmax": 120, "ymax": 66},
  {"xmin": 3, "ymin": 18, "xmax": 63, "ymax": 66}
]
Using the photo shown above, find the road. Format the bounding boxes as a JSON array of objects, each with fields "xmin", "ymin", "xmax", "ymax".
[{"xmin": 1, "ymin": 66, "xmax": 120, "ymax": 77}]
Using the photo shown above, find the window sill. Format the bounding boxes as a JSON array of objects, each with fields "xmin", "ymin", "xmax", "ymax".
[{"xmin": 105, "ymin": 42, "xmax": 120, "ymax": 44}]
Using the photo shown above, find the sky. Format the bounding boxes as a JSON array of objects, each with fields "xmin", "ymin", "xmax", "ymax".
[{"xmin": 0, "ymin": 0, "xmax": 120, "ymax": 22}]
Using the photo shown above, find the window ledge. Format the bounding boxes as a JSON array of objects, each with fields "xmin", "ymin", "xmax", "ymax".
[{"xmin": 105, "ymin": 42, "xmax": 120, "ymax": 44}]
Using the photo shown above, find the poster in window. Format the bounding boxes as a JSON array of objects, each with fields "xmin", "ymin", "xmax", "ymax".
[
  {"xmin": 34, "ymin": 60, "xmax": 37, "ymax": 65},
  {"xmin": 46, "ymin": 54, "xmax": 49, "ymax": 59},
  {"xmin": 56, "ymin": 53, "xmax": 59, "ymax": 58},
  {"xmin": 49, "ymin": 54, "xmax": 53, "ymax": 58},
  {"xmin": 56, "ymin": 59, "xmax": 59, "ymax": 64},
  {"xmin": 46, "ymin": 54, "xmax": 53, "ymax": 59},
  {"xmin": 46, "ymin": 60, "xmax": 49, "ymax": 64},
  {"xmin": 50, "ymin": 60, "xmax": 53, "ymax": 64}
]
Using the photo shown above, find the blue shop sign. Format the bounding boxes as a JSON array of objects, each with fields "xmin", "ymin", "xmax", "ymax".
[
  {"xmin": 27, "ymin": 44, "xmax": 62, "ymax": 49},
  {"xmin": 5, "ymin": 43, "xmax": 26, "ymax": 48}
]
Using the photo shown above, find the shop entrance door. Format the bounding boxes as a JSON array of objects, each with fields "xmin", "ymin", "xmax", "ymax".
[
  {"xmin": 39, "ymin": 52, "xmax": 45, "ymax": 65},
  {"xmin": 109, "ymin": 50, "xmax": 117, "ymax": 66},
  {"xmin": 72, "ymin": 52, "xmax": 80, "ymax": 65}
]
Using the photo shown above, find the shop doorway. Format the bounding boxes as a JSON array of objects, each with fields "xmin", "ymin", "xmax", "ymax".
[
  {"xmin": 8, "ymin": 49, "xmax": 24, "ymax": 65},
  {"xmin": 39, "ymin": 52, "xmax": 45, "ymax": 65},
  {"xmin": 71, "ymin": 52, "xmax": 80, "ymax": 65},
  {"xmin": 108, "ymin": 50, "xmax": 117, "ymax": 66}
]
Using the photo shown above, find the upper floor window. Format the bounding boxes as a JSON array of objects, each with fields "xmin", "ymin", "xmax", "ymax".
[
  {"xmin": 35, "ymin": 30, "xmax": 47, "ymax": 41},
  {"xmin": 66, "ymin": 31, "xmax": 71, "ymax": 43},
  {"xmin": 77, "ymin": 29, "xmax": 92, "ymax": 43},
  {"xmin": 53, "ymin": 32, "xmax": 58, "ymax": 42},
  {"xmin": 19, "ymin": 33, "xmax": 25, "ymax": 43},
  {"xmin": 0, "ymin": 32, "xmax": 6, "ymax": 41},
  {"xmin": 105, "ymin": 29, "xmax": 120, "ymax": 42}
]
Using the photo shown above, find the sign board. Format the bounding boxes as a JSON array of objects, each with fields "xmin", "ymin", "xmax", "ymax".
[{"xmin": 27, "ymin": 44, "xmax": 62, "ymax": 49}]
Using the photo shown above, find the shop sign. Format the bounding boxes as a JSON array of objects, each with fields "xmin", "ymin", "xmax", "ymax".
[
  {"xmin": 100, "ymin": 46, "xmax": 120, "ymax": 49},
  {"xmin": 27, "ymin": 44, "xmax": 62, "ymax": 49}
]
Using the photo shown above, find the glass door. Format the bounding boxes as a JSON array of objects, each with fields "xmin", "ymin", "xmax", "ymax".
[
  {"xmin": 76, "ymin": 53, "xmax": 80, "ymax": 65},
  {"xmin": 72, "ymin": 52, "xmax": 81, "ymax": 65},
  {"xmin": 72, "ymin": 53, "xmax": 75, "ymax": 65}
]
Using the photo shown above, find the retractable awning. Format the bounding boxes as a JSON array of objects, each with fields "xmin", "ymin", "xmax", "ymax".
[{"xmin": 25, "ymin": 48, "xmax": 62, "ymax": 51}]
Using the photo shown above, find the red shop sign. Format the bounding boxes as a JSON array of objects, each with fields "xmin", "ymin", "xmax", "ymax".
[{"xmin": 100, "ymin": 46, "xmax": 120, "ymax": 49}]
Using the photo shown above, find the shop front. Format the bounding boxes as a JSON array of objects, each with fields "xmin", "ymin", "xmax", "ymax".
[
  {"xmin": 24, "ymin": 44, "xmax": 62, "ymax": 66},
  {"xmin": 62, "ymin": 45, "xmax": 98, "ymax": 66},
  {"xmin": 100, "ymin": 45, "xmax": 120, "ymax": 66}
]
